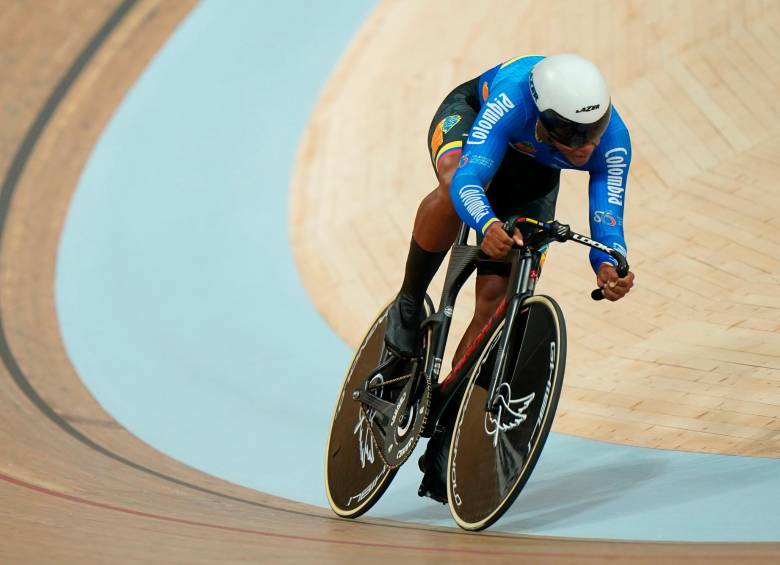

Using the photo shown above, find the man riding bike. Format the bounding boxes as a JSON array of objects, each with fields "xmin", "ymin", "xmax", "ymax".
[{"xmin": 382, "ymin": 53, "xmax": 636, "ymax": 503}]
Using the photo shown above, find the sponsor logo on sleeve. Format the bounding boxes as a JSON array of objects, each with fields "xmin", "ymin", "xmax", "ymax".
[
  {"xmin": 458, "ymin": 184, "xmax": 491, "ymax": 223},
  {"xmin": 468, "ymin": 92, "xmax": 515, "ymax": 145},
  {"xmin": 604, "ymin": 147, "xmax": 628, "ymax": 207},
  {"xmin": 469, "ymin": 155, "xmax": 495, "ymax": 168},
  {"xmin": 592, "ymin": 210, "xmax": 623, "ymax": 227},
  {"xmin": 482, "ymin": 81, "xmax": 489, "ymax": 101}
]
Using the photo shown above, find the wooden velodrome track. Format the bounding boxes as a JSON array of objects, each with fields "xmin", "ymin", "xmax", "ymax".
[
  {"xmin": 291, "ymin": 0, "xmax": 780, "ymax": 458},
  {"xmin": 1, "ymin": 0, "xmax": 778, "ymax": 563}
]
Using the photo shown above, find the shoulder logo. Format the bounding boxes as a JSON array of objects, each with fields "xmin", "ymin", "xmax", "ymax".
[{"xmin": 468, "ymin": 92, "xmax": 515, "ymax": 145}]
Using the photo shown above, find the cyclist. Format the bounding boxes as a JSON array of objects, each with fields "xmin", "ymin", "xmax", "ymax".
[{"xmin": 382, "ymin": 54, "xmax": 636, "ymax": 503}]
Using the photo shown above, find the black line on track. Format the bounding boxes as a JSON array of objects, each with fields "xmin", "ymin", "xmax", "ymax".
[
  {"xmin": 0, "ymin": 0, "xmax": 508, "ymax": 539},
  {"xmin": 0, "ymin": 0, "xmax": 321, "ymax": 523}
]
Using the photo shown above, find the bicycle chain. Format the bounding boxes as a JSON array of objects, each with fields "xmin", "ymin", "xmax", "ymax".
[{"xmin": 366, "ymin": 372, "xmax": 413, "ymax": 389}]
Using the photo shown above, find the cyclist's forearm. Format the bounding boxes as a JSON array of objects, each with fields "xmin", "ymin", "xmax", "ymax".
[
  {"xmin": 450, "ymin": 175, "xmax": 499, "ymax": 235},
  {"xmin": 588, "ymin": 168, "xmax": 629, "ymax": 273},
  {"xmin": 588, "ymin": 219, "xmax": 627, "ymax": 272}
]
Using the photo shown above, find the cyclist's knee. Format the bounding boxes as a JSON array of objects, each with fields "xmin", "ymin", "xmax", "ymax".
[
  {"xmin": 429, "ymin": 153, "xmax": 462, "ymax": 215},
  {"xmin": 436, "ymin": 152, "xmax": 461, "ymax": 187},
  {"xmin": 474, "ymin": 275, "xmax": 507, "ymax": 323}
]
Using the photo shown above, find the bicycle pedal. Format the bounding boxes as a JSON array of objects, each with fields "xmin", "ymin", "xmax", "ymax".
[{"xmin": 417, "ymin": 480, "xmax": 447, "ymax": 505}]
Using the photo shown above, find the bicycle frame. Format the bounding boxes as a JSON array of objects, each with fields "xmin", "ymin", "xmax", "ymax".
[
  {"xmin": 420, "ymin": 223, "xmax": 544, "ymax": 430},
  {"xmin": 419, "ymin": 217, "xmax": 629, "ymax": 431}
]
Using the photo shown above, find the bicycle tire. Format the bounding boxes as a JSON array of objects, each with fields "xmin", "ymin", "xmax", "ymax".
[
  {"xmin": 447, "ymin": 295, "xmax": 567, "ymax": 531},
  {"xmin": 325, "ymin": 296, "xmax": 433, "ymax": 518}
]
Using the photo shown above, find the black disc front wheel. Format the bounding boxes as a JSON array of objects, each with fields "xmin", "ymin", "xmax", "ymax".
[{"xmin": 447, "ymin": 295, "xmax": 566, "ymax": 531}]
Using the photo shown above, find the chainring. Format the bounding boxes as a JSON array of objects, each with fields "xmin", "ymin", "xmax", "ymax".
[{"xmin": 363, "ymin": 368, "xmax": 431, "ymax": 470}]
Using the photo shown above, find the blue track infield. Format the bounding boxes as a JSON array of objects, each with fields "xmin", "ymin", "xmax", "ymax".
[{"xmin": 55, "ymin": 0, "xmax": 780, "ymax": 542}]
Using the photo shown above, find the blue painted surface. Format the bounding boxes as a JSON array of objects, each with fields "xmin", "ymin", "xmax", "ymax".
[
  {"xmin": 376, "ymin": 435, "xmax": 780, "ymax": 541},
  {"xmin": 55, "ymin": 0, "xmax": 368, "ymax": 504},
  {"xmin": 55, "ymin": 0, "xmax": 780, "ymax": 542}
]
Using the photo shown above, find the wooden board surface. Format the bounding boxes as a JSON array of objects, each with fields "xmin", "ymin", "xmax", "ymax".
[
  {"xmin": 289, "ymin": 0, "xmax": 780, "ymax": 457},
  {"xmin": 1, "ymin": 1, "xmax": 778, "ymax": 562}
]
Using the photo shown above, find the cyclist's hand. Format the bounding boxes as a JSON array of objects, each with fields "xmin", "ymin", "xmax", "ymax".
[
  {"xmin": 481, "ymin": 221, "xmax": 523, "ymax": 258},
  {"xmin": 596, "ymin": 263, "xmax": 635, "ymax": 301}
]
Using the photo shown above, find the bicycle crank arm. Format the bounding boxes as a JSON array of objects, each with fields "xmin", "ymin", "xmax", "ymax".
[{"xmin": 352, "ymin": 389, "xmax": 396, "ymax": 422}]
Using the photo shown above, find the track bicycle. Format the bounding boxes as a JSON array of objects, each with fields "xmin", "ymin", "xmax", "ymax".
[{"xmin": 324, "ymin": 216, "xmax": 628, "ymax": 530}]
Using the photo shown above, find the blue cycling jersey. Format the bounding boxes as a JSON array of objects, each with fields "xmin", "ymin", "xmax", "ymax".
[{"xmin": 450, "ymin": 55, "xmax": 631, "ymax": 273}]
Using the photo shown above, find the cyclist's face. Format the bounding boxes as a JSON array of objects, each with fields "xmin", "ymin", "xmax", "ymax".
[
  {"xmin": 537, "ymin": 120, "xmax": 599, "ymax": 166},
  {"xmin": 552, "ymin": 138, "xmax": 599, "ymax": 167}
]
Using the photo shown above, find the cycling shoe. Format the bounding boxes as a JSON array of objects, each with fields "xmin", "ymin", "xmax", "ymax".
[
  {"xmin": 416, "ymin": 428, "xmax": 449, "ymax": 505},
  {"xmin": 384, "ymin": 296, "xmax": 424, "ymax": 358}
]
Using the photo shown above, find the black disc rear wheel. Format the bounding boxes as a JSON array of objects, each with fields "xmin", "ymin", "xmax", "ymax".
[
  {"xmin": 325, "ymin": 297, "xmax": 433, "ymax": 518},
  {"xmin": 447, "ymin": 295, "xmax": 566, "ymax": 531}
]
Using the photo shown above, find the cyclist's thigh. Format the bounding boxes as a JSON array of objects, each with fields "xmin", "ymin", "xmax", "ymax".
[{"xmin": 427, "ymin": 77, "xmax": 480, "ymax": 178}]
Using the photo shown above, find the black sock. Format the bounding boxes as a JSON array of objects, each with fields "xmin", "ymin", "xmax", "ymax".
[{"xmin": 397, "ymin": 238, "xmax": 447, "ymax": 323}]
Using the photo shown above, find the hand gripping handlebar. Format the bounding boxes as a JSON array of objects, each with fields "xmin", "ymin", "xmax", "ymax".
[{"xmin": 502, "ymin": 217, "xmax": 629, "ymax": 301}]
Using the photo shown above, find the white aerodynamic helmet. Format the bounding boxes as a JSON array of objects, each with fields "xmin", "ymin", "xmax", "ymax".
[{"xmin": 529, "ymin": 54, "xmax": 612, "ymax": 148}]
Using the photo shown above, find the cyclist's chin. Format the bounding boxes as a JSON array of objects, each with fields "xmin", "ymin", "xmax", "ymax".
[{"xmin": 564, "ymin": 152, "xmax": 593, "ymax": 167}]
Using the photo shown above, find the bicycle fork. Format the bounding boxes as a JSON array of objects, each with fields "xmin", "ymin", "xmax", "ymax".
[{"xmin": 484, "ymin": 247, "xmax": 538, "ymax": 414}]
